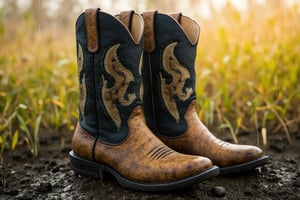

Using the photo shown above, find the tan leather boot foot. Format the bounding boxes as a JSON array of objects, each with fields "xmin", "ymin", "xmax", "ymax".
[{"xmin": 158, "ymin": 101, "xmax": 268, "ymax": 175}]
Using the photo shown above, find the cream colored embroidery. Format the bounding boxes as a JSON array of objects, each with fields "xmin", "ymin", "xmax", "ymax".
[
  {"xmin": 138, "ymin": 52, "xmax": 144, "ymax": 101},
  {"xmin": 78, "ymin": 43, "xmax": 86, "ymax": 120},
  {"xmin": 160, "ymin": 42, "xmax": 193, "ymax": 122},
  {"xmin": 102, "ymin": 44, "xmax": 136, "ymax": 130}
]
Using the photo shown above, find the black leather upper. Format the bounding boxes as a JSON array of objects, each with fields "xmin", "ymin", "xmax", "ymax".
[{"xmin": 142, "ymin": 13, "xmax": 198, "ymax": 137}]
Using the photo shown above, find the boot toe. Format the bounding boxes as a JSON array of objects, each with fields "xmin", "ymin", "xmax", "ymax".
[
  {"xmin": 179, "ymin": 156, "xmax": 214, "ymax": 178},
  {"xmin": 218, "ymin": 145, "xmax": 268, "ymax": 174},
  {"xmin": 241, "ymin": 145, "xmax": 264, "ymax": 163},
  {"xmin": 156, "ymin": 153, "xmax": 215, "ymax": 182},
  {"xmin": 195, "ymin": 156, "xmax": 213, "ymax": 171}
]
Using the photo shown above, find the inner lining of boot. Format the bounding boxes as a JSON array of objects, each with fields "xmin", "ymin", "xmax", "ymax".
[
  {"xmin": 116, "ymin": 14, "xmax": 143, "ymax": 44},
  {"xmin": 130, "ymin": 14, "xmax": 143, "ymax": 43},
  {"xmin": 180, "ymin": 16, "xmax": 200, "ymax": 45}
]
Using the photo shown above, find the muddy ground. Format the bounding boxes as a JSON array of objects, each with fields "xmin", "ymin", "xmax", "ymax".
[{"xmin": 1, "ymin": 125, "xmax": 299, "ymax": 200}]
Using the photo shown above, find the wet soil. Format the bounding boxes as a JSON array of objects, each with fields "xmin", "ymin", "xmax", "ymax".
[{"xmin": 1, "ymin": 127, "xmax": 299, "ymax": 200}]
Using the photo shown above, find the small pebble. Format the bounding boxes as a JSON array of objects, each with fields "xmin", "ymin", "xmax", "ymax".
[{"xmin": 211, "ymin": 186, "xmax": 226, "ymax": 197}]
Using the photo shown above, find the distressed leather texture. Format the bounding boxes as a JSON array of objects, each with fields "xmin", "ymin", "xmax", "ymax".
[
  {"xmin": 72, "ymin": 106, "xmax": 213, "ymax": 182},
  {"xmin": 142, "ymin": 11, "xmax": 156, "ymax": 53},
  {"xmin": 85, "ymin": 8, "xmax": 99, "ymax": 53},
  {"xmin": 142, "ymin": 11, "xmax": 265, "ymax": 168},
  {"xmin": 158, "ymin": 101, "xmax": 264, "ymax": 167}
]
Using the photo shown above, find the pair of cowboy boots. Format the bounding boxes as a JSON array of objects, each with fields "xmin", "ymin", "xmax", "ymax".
[{"xmin": 70, "ymin": 9, "xmax": 268, "ymax": 191}]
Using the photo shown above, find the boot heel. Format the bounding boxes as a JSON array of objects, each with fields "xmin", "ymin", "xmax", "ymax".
[{"xmin": 69, "ymin": 150, "xmax": 104, "ymax": 179}]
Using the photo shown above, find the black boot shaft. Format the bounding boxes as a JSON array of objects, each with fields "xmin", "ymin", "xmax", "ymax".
[
  {"xmin": 76, "ymin": 9, "xmax": 144, "ymax": 144},
  {"xmin": 142, "ymin": 11, "xmax": 200, "ymax": 136}
]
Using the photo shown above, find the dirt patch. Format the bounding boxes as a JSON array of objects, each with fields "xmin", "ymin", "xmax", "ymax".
[{"xmin": 1, "ymin": 127, "xmax": 299, "ymax": 199}]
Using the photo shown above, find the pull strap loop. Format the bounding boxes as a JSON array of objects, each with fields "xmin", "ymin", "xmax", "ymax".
[{"xmin": 85, "ymin": 8, "xmax": 99, "ymax": 53}]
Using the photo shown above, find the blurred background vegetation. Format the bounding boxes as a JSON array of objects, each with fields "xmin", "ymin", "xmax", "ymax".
[{"xmin": 0, "ymin": 0, "xmax": 299, "ymax": 159}]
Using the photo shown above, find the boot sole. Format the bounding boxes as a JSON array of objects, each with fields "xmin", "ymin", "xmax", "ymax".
[
  {"xmin": 69, "ymin": 150, "xmax": 219, "ymax": 191},
  {"xmin": 219, "ymin": 155, "xmax": 269, "ymax": 175}
]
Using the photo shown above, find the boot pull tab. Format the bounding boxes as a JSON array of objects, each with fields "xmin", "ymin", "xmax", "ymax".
[
  {"xmin": 85, "ymin": 8, "xmax": 100, "ymax": 53},
  {"xmin": 169, "ymin": 12, "xmax": 182, "ymax": 24},
  {"xmin": 142, "ymin": 11, "xmax": 157, "ymax": 53},
  {"xmin": 119, "ymin": 10, "xmax": 134, "ymax": 32}
]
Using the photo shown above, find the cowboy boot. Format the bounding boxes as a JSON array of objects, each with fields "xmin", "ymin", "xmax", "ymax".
[
  {"xmin": 69, "ymin": 9, "xmax": 219, "ymax": 191},
  {"xmin": 142, "ymin": 11, "xmax": 268, "ymax": 175}
]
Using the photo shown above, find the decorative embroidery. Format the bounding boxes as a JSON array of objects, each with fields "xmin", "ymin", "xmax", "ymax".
[
  {"xmin": 139, "ymin": 52, "xmax": 144, "ymax": 101},
  {"xmin": 78, "ymin": 43, "xmax": 86, "ymax": 120},
  {"xmin": 160, "ymin": 42, "xmax": 193, "ymax": 122},
  {"xmin": 102, "ymin": 44, "xmax": 136, "ymax": 130}
]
